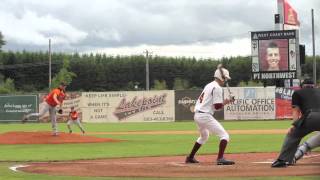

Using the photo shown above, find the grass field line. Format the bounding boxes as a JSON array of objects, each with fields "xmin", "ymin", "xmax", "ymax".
[
  {"xmin": 304, "ymin": 154, "xmax": 320, "ymax": 159},
  {"xmin": 9, "ymin": 165, "xmax": 29, "ymax": 172},
  {"xmin": 86, "ymin": 129, "xmax": 287, "ymax": 135}
]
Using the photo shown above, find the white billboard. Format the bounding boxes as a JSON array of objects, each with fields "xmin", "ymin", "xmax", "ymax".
[
  {"xmin": 224, "ymin": 87, "xmax": 275, "ymax": 120},
  {"xmin": 81, "ymin": 90, "xmax": 175, "ymax": 123}
]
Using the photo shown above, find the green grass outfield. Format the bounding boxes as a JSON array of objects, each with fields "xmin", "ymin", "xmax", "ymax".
[{"xmin": 0, "ymin": 120, "xmax": 319, "ymax": 180}]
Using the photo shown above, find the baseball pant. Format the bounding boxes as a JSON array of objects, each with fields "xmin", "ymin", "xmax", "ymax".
[
  {"xmin": 26, "ymin": 102, "xmax": 58, "ymax": 134},
  {"xmin": 295, "ymin": 131, "xmax": 320, "ymax": 160},
  {"xmin": 277, "ymin": 112, "xmax": 320, "ymax": 162},
  {"xmin": 67, "ymin": 118, "xmax": 85, "ymax": 131},
  {"xmin": 194, "ymin": 113, "xmax": 229, "ymax": 145}
]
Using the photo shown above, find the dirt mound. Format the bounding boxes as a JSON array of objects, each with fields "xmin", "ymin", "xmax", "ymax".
[
  {"xmin": 0, "ymin": 131, "xmax": 120, "ymax": 144},
  {"xmin": 19, "ymin": 152, "xmax": 320, "ymax": 178}
]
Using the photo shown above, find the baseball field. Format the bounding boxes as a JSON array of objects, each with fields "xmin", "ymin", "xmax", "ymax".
[{"xmin": 0, "ymin": 120, "xmax": 319, "ymax": 180}]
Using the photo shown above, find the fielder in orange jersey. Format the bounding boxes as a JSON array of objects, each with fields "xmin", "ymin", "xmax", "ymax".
[
  {"xmin": 67, "ymin": 106, "xmax": 85, "ymax": 134},
  {"xmin": 23, "ymin": 82, "xmax": 67, "ymax": 136}
]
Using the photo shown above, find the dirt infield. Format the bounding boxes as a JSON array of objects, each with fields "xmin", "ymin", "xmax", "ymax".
[
  {"xmin": 3, "ymin": 130, "xmax": 320, "ymax": 178},
  {"xmin": 18, "ymin": 152, "xmax": 320, "ymax": 178},
  {"xmin": 0, "ymin": 131, "xmax": 120, "ymax": 144},
  {"xmin": 0, "ymin": 129, "xmax": 287, "ymax": 145}
]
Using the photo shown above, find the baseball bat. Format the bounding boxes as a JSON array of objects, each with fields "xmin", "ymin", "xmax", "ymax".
[
  {"xmin": 225, "ymin": 80, "xmax": 235, "ymax": 101},
  {"xmin": 217, "ymin": 63, "xmax": 235, "ymax": 101}
]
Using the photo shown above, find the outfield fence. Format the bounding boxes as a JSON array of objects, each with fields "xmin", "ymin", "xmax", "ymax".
[{"xmin": 0, "ymin": 87, "xmax": 295, "ymax": 122}]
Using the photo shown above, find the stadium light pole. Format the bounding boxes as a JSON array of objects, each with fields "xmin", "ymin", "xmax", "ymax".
[
  {"xmin": 144, "ymin": 50, "xmax": 151, "ymax": 91},
  {"xmin": 49, "ymin": 39, "xmax": 52, "ymax": 90},
  {"xmin": 311, "ymin": 9, "xmax": 316, "ymax": 86}
]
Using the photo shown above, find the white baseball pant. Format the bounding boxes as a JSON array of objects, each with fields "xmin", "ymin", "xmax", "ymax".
[
  {"xmin": 194, "ymin": 113, "xmax": 229, "ymax": 145},
  {"xmin": 26, "ymin": 102, "xmax": 58, "ymax": 134}
]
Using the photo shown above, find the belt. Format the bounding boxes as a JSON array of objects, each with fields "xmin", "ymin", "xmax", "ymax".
[{"xmin": 195, "ymin": 110, "xmax": 212, "ymax": 115}]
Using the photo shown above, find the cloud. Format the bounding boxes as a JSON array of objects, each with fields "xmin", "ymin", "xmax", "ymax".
[
  {"xmin": 0, "ymin": 0, "xmax": 319, "ymax": 57},
  {"xmin": 0, "ymin": 8, "xmax": 87, "ymax": 46},
  {"xmin": 88, "ymin": 37, "xmax": 251, "ymax": 59}
]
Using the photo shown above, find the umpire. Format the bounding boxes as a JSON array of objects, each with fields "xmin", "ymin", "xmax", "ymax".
[{"xmin": 272, "ymin": 79, "xmax": 320, "ymax": 167}]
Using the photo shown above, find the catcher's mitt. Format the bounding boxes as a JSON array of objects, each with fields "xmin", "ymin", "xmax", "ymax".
[{"xmin": 57, "ymin": 109, "xmax": 63, "ymax": 114}]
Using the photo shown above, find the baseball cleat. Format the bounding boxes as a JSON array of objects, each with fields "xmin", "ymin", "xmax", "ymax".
[
  {"xmin": 185, "ymin": 156, "xmax": 199, "ymax": 163},
  {"xmin": 52, "ymin": 132, "xmax": 59, "ymax": 136},
  {"xmin": 288, "ymin": 158, "xmax": 296, "ymax": 166},
  {"xmin": 217, "ymin": 158, "xmax": 235, "ymax": 165},
  {"xmin": 22, "ymin": 115, "xmax": 28, "ymax": 123},
  {"xmin": 271, "ymin": 159, "xmax": 287, "ymax": 168}
]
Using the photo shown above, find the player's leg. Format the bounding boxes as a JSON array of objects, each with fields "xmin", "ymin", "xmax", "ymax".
[
  {"xmin": 294, "ymin": 131, "xmax": 320, "ymax": 162},
  {"xmin": 49, "ymin": 106, "xmax": 58, "ymax": 136},
  {"xmin": 75, "ymin": 119, "xmax": 85, "ymax": 134},
  {"xmin": 186, "ymin": 113, "xmax": 209, "ymax": 163},
  {"xmin": 275, "ymin": 113, "xmax": 320, "ymax": 167},
  {"xmin": 67, "ymin": 120, "xmax": 73, "ymax": 133},
  {"xmin": 207, "ymin": 117, "xmax": 234, "ymax": 165},
  {"xmin": 272, "ymin": 127, "xmax": 310, "ymax": 167},
  {"xmin": 23, "ymin": 103, "xmax": 50, "ymax": 122}
]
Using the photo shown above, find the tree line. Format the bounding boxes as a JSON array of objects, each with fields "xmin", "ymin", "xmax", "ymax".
[{"xmin": 0, "ymin": 32, "xmax": 319, "ymax": 93}]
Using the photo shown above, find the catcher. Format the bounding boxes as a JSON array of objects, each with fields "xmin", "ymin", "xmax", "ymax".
[
  {"xmin": 22, "ymin": 82, "xmax": 67, "ymax": 136},
  {"xmin": 67, "ymin": 106, "xmax": 85, "ymax": 134}
]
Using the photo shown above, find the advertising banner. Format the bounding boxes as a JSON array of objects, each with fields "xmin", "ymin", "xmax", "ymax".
[
  {"xmin": 39, "ymin": 92, "xmax": 82, "ymax": 123},
  {"xmin": 81, "ymin": 90, "xmax": 175, "ymax": 123},
  {"xmin": 175, "ymin": 90, "xmax": 224, "ymax": 121},
  {"xmin": 275, "ymin": 87, "xmax": 296, "ymax": 119},
  {"xmin": 175, "ymin": 90, "xmax": 199, "ymax": 121},
  {"xmin": 224, "ymin": 87, "xmax": 275, "ymax": 120},
  {"xmin": 0, "ymin": 95, "xmax": 38, "ymax": 122}
]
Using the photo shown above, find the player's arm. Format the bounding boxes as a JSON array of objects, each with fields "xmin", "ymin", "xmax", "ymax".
[
  {"xmin": 53, "ymin": 93, "xmax": 62, "ymax": 108},
  {"xmin": 289, "ymin": 92, "xmax": 302, "ymax": 133},
  {"xmin": 291, "ymin": 92, "xmax": 302, "ymax": 122},
  {"xmin": 212, "ymin": 87, "xmax": 229, "ymax": 111},
  {"xmin": 292, "ymin": 106, "xmax": 302, "ymax": 121}
]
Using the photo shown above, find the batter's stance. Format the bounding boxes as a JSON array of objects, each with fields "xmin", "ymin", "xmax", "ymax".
[
  {"xmin": 272, "ymin": 79, "xmax": 320, "ymax": 167},
  {"xmin": 23, "ymin": 82, "xmax": 67, "ymax": 136},
  {"xmin": 185, "ymin": 65, "xmax": 235, "ymax": 165}
]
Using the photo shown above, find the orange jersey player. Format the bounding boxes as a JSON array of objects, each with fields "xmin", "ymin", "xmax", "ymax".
[
  {"xmin": 23, "ymin": 82, "xmax": 67, "ymax": 136},
  {"xmin": 67, "ymin": 106, "xmax": 85, "ymax": 134}
]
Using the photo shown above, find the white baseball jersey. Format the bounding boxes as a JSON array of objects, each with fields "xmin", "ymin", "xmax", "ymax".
[{"xmin": 194, "ymin": 81, "xmax": 223, "ymax": 115}]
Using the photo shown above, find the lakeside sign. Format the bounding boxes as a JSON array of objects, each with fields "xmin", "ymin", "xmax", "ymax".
[{"xmin": 251, "ymin": 30, "xmax": 300, "ymax": 80}]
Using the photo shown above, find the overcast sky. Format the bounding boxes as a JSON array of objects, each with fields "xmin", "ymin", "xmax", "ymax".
[{"xmin": 0, "ymin": 0, "xmax": 319, "ymax": 59}]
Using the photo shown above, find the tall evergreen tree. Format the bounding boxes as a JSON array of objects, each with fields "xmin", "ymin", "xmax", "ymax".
[{"xmin": 0, "ymin": 31, "xmax": 5, "ymax": 51}]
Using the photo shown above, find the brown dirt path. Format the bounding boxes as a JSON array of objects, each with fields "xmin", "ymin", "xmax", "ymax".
[
  {"xmin": 0, "ymin": 131, "xmax": 120, "ymax": 144},
  {"xmin": 0, "ymin": 129, "xmax": 286, "ymax": 145},
  {"xmin": 19, "ymin": 152, "xmax": 320, "ymax": 178}
]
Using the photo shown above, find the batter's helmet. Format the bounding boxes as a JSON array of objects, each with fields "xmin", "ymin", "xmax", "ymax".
[{"xmin": 214, "ymin": 64, "xmax": 231, "ymax": 81}]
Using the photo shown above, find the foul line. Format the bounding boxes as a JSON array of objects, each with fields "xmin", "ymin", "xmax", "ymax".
[
  {"xmin": 9, "ymin": 165, "xmax": 29, "ymax": 172},
  {"xmin": 87, "ymin": 129, "xmax": 287, "ymax": 135},
  {"xmin": 253, "ymin": 153, "xmax": 320, "ymax": 164},
  {"xmin": 304, "ymin": 154, "xmax": 320, "ymax": 159}
]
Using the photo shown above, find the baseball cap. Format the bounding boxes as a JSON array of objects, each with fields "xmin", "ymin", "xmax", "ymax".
[{"xmin": 214, "ymin": 67, "xmax": 231, "ymax": 81}]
